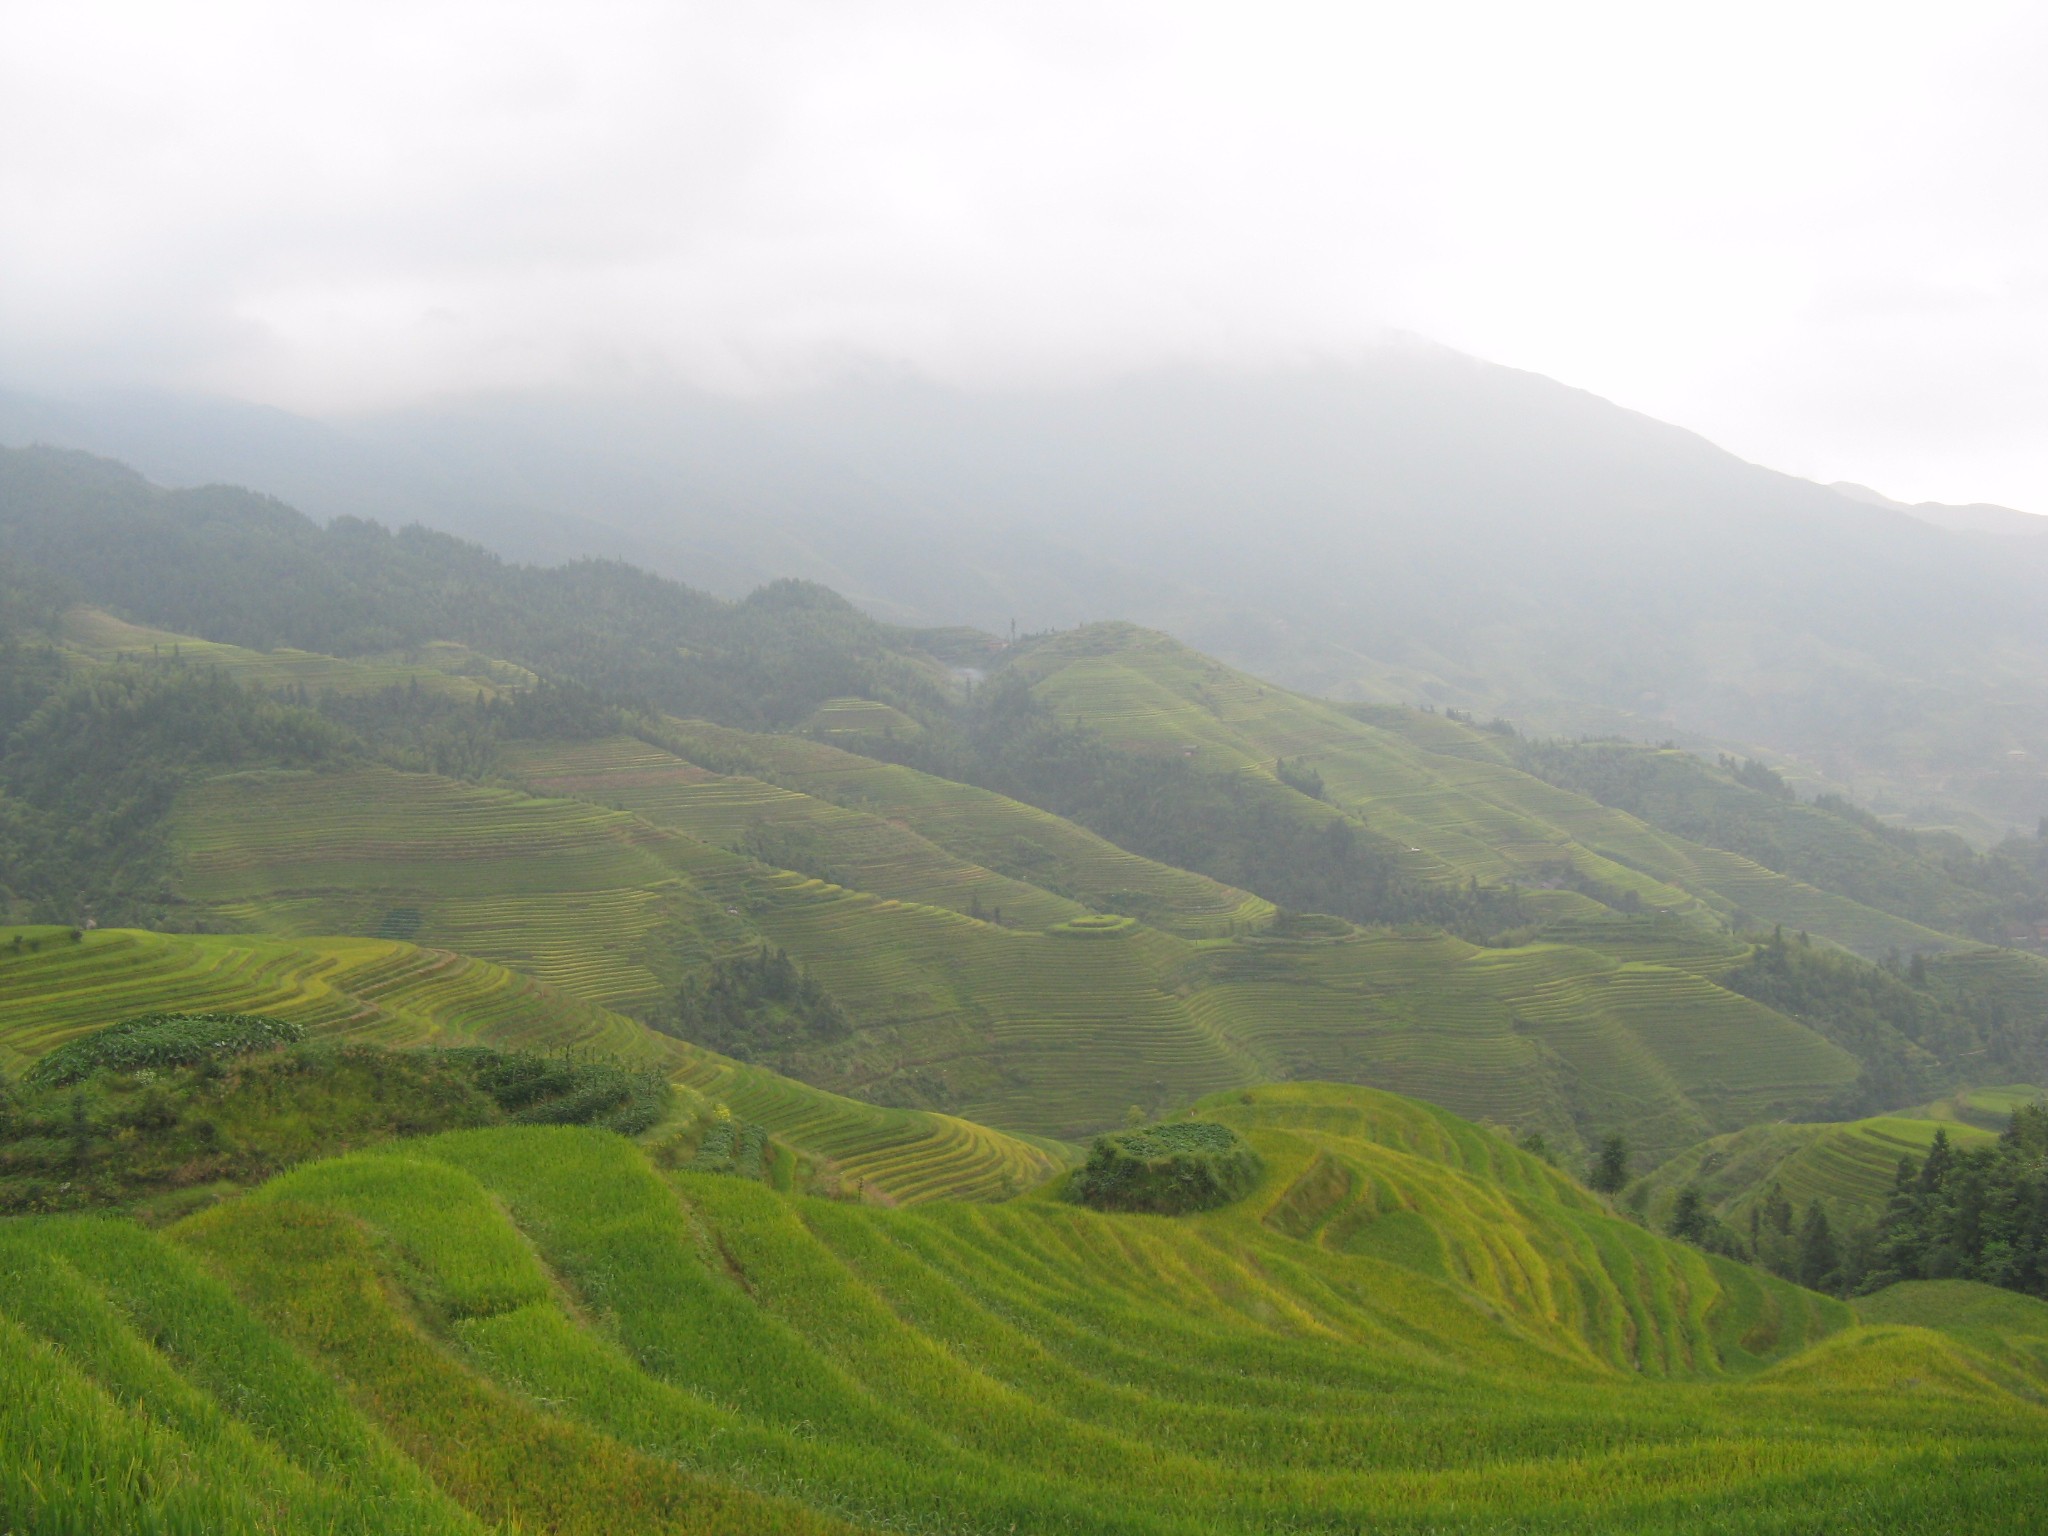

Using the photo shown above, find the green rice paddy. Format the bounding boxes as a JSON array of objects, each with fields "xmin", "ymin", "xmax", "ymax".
[{"xmin": 2, "ymin": 1083, "xmax": 2041, "ymax": 1534}]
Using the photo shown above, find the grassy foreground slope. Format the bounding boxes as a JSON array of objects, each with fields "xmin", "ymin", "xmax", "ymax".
[
  {"xmin": 4, "ymin": 1083, "xmax": 2044, "ymax": 1535},
  {"xmin": 0, "ymin": 926, "xmax": 1062, "ymax": 1204}
]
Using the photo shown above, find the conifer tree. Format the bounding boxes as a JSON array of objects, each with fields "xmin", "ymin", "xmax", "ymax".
[
  {"xmin": 1589, "ymin": 1133, "xmax": 1629, "ymax": 1194},
  {"xmin": 1797, "ymin": 1201, "xmax": 1838, "ymax": 1291}
]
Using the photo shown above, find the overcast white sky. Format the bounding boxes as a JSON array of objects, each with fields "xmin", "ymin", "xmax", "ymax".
[{"xmin": 3, "ymin": 1, "xmax": 2044, "ymax": 509}]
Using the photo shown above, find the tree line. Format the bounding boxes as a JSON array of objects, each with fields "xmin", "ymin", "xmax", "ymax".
[{"xmin": 1641, "ymin": 1105, "xmax": 2048, "ymax": 1301}]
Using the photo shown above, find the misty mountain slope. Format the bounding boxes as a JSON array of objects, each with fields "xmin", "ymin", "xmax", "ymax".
[
  {"xmin": 0, "ymin": 443, "xmax": 951, "ymax": 729},
  {"xmin": 1002, "ymin": 622, "xmax": 1971, "ymax": 959},
  {"xmin": 10, "ymin": 349, "xmax": 2047, "ymax": 833}
]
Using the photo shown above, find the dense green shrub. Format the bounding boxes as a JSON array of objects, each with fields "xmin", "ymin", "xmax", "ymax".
[
  {"xmin": 2, "ymin": 1040, "xmax": 672, "ymax": 1214},
  {"xmin": 24, "ymin": 1012, "xmax": 303, "ymax": 1087},
  {"xmin": 448, "ymin": 1047, "xmax": 670, "ymax": 1136},
  {"xmin": 655, "ymin": 946, "xmax": 852, "ymax": 1064},
  {"xmin": 1068, "ymin": 1121, "xmax": 1263, "ymax": 1214}
]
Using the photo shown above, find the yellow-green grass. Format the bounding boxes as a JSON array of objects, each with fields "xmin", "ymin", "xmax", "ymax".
[
  {"xmin": 7, "ymin": 1082, "xmax": 2045, "ymax": 1533},
  {"xmin": 504, "ymin": 734, "xmax": 1084, "ymax": 930},
  {"xmin": 1017, "ymin": 623, "xmax": 1971, "ymax": 958},
  {"xmin": 1628, "ymin": 1114, "xmax": 2001, "ymax": 1231},
  {"xmin": 651, "ymin": 717, "xmax": 1273, "ymax": 937},
  {"xmin": 1846, "ymin": 1283, "xmax": 2048, "ymax": 1404},
  {"xmin": 58, "ymin": 605, "xmax": 527, "ymax": 698},
  {"xmin": 0, "ymin": 925, "xmax": 1065, "ymax": 1205}
]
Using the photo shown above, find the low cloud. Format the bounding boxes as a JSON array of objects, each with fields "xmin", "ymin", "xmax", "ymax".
[{"xmin": 3, "ymin": 0, "xmax": 2044, "ymax": 507}]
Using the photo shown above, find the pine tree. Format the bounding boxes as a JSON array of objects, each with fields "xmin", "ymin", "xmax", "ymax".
[
  {"xmin": 1917, "ymin": 1128, "xmax": 1953, "ymax": 1195},
  {"xmin": 1797, "ymin": 1201, "xmax": 1838, "ymax": 1292},
  {"xmin": 1589, "ymin": 1134, "xmax": 1629, "ymax": 1194},
  {"xmin": 1668, "ymin": 1187, "xmax": 1709, "ymax": 1243}
]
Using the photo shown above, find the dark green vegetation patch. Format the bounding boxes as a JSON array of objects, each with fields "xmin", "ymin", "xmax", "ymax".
[
  {"xmin": 1068, "ymin": 1120, "xmax": 1263, "ymax": 1214},
  {"xmin": 0, "ymin": 1040, "xmax": 671, "ymax": 1216},
  {"xmin": 24, "ymin": 1011, "xmax": 303, "ymax": 1087}
]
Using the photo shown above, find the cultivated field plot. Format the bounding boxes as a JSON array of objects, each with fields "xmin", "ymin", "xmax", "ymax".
[
  {"xmin": 4, "ymin": 1083, "xmax": 2042, "ymax": 1535},
  {"xmin": 155, "ymin": 758, "xmax": 1868, "ymax": 1155},
  {"xmin": 1180, "ymin": 928, "xmax": 1859, "ymax": 1166},
  {"xmin": 0, "ymin": 926, "xmax": 657, "ymax": 1072},
  {"xmin": 168, "ymin": 765, "xmax": 1871, "ymax": 1152}
]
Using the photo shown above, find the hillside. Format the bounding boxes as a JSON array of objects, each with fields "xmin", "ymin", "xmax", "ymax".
[
  {"xmin": 8, "ymin": 1081, "xmax": 2046, "ymax": 1535},
  {"xmin": 1003, "ymin": 623, "xmax": 2005, "ymax": 958}
]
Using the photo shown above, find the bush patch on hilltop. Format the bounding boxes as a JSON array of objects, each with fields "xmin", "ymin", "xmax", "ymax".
[
  {"xmin": 1068, "ymin": 1121, "xmax": 1263, "ymax": 1214},
  {"xmin": 25, "ymin": 1012, "xmax": 304, "ymax": 1087}
]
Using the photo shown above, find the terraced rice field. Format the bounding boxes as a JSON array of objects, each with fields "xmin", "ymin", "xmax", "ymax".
[
  {"xmin": 144, "ymin": 727, "xmax": 1889, "ymax": 1162},
  {"xmin": 1912, "ymin": 1083, "xmax": 2048, "ymax": 1129},
  {"xmin": 0, "ymin": 925, "xmax": 1063, "ymax": 1205},
  {"xmin": 1631, "ymin": 1113, "xmax": 2002, "ymax": 1229},
  {"xmin": 153, "ymin": 751, "xmax": 1867, "ymax": 1156},
  {"xmin": 672, "ymin": 1053, "xmax": 1069, "ymax": 1202},
  {"xmin": 505, "ymin": 735, "xmax": 1083, "ymax": 930},
  {"xmin": 58, "ymin": 606, "xmax": 527, "ymax": 697},
  {"xmin": 172, "ymin": 766, "xmax": 741, "ymax": 1007},
  {"xmin": 1178, "ymin": 929, "xmax": 1858, "ymax": 1166},
  {"xmin": 651, "ymin": 718, "xmax": 1273, "ymax": 936},
  {"xmin": 801, "ymin": 695, "xmax": 923, "ymax": 738},
  {"xmin": 5, "ymin": 1083, "xmax": 2042, "ymax": 1535},
  {"xmin": 0, "ymin": 925, "xmax": 659, "ymax": 1072}
]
